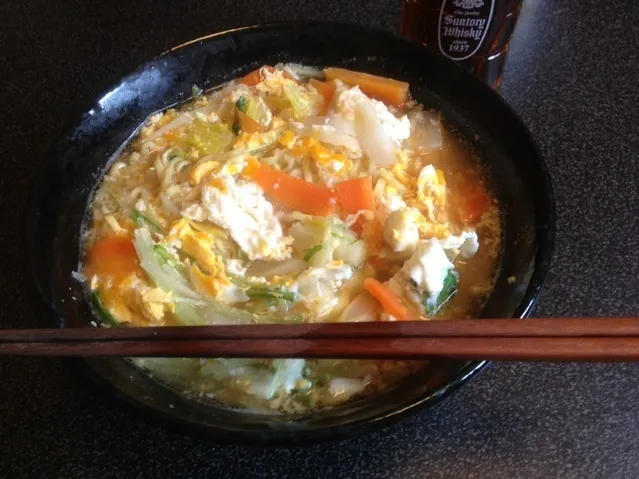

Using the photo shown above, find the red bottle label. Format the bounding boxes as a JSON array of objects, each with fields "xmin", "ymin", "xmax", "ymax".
[{"xmin": 438, "ymin": 0, "xmax": 494, "ymax": 61}]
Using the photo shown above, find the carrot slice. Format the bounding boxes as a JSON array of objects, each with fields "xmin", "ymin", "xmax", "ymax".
[
  {"xmin": 239, "ymin": 66, "xmax": 274, "ymax": 86},
  {"xmin": 364, "ymin": 278, "xmax": 411, "ymax": 321},
  {"xmin": 244, "ymin": 161, "xmax": 338, "ymax": 216},
  {"xmin": 236, "ymin": 110, "xmax": 263, "ymax": 133},
  {"xmin": 334, "ymin": 177, "xmax": 375, "ymax": 234},
  {"xmin": 461, "ymin": 184, "xmax": 490, "ymax": 224},
  {"xmin": 335, "ymin": 177, "xmax": 375, "ymax": 215},
  {"xmin": 324, "ymin": 67, "xmax": 409, "ymax": 107},
  {"xmin": 310, "ymin": 79, "xmax": 337, "ymax": 107},
  {"xmin": 360, "ymin": 218, "xmax": 384, "ymax": 254},
  {"xmin": 86, "ymin": 236, "xmax": 138, "ymax": 279},
  {"xmin": 454, "ymin": 176, "xmax": 491, "ymax": 225}
]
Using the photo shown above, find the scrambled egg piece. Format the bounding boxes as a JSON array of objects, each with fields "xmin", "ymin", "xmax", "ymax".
[
  {"xmin": 166, "ymin": 218, "xmax": 193, "ymax": 245},
  {"xmin": 417, "ymin": 221, "xmax": 451, "ymax": 240},
  {"xmin": 182, "ymin": 172, "xmax": 293, "ymax": 261},
  {"xmin": 220, "ymin": 156, "xmax": 247, "ymax": 176},
  {"xmin": 165, "ymin": 218, "xmax": 243, "ymax": 302},
  {"xmin": 120, "ymin": 275, "xmax": 173, "ymax": 323},
  {"xmin": 137, "ymin": 287, "xmax": 173, "ymax": 322},
  {"xmin": 190, "ymin": 263, "xmax": 225, "ymax": 297},
  {"xmin": 392, "ymin": 149, "xmax": 417, "ymax": 189},
  {"xmin": 182, "ymin": 232, "xmax": 226, "ymax": 277},
  {"xmin": 255, "ymin": 68, "xmax": 295, "ymax": 96},
  {"xmin": 416, "ymin": 165, "xmax": 447, "ymax": 222},
  {"xmin": 278, "ymin": 130, "xmax": 297, "ymax": 148},
  {"xmin": 287, "ymin": 136, "xmax": 352, "ymax": 175},
  {"xmin": 190, "ymin": 160, "xmax": 219, "ymax": 185}
]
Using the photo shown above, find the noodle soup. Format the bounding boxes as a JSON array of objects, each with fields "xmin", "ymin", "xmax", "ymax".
[{"xmin": 82, "ymin": 65, "xmax": 501, "ymax": 413}]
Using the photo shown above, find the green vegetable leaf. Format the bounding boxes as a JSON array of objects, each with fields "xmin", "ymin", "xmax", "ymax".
[
  {"xmin": 191, "ymin": 85, "xmax": 203, "ymax": 97},
  {"xmin": 294, "ymin": 391, "xmax": 313, "ymax": 407},
  {"xmin": 303, "ymin": 244, "xmax": 323, "ymax": 261},
  {"xmin": 91, "ymin": 291, "xmax": 120, "ymax": 327},
  {"xmin": 236, "ymin": 96, "xmax": 248, "ymax": 113},
  {"xmin": 312, "ymin": 372, "xmax": 330, "ymax": 387},
  {"xmin": 245, "ymin": 286, "xmax": 297, "ymax": 303},
  {"xmin": 182, "ymin": 119, "xmax": 234, "ymax": 155},
  {"xmin": 131, "ymin": 209, "xmax": 163, "ymax": 233},
  {"xmin": 167, "ymin": 150, "xmax": 182, "ymax": 162},
  {"xmin": 244, "ymin": 97, "xmax": 263, "ymax": 123},
  {"xmin": 424, "ymin": 270, "xmax": 458, "ymax": 316},
  {"xmin": 153, "ymin": 244, "xmax": 178, "ymax": 267},
  {"xmin": 290, "ymin": 314, "xmax": 305, "ymax": 323},
  {"xmin": 283, "ymin": 83, "xmax": 321, "ymax": 120}
]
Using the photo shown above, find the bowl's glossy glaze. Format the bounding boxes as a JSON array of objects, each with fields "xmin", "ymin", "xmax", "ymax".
[{"xmin": 27, "ymin": 22, "xmax": 555, "ymax": 444}]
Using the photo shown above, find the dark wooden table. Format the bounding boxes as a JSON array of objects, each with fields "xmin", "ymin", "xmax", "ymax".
[{"xmin": 1, "ymin": 0, "xmax": 638, "ymax": 477}]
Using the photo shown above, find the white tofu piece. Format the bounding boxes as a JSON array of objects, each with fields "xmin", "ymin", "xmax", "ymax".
[
  {"xmin": 400, "ymin": 239, "xmax": 454, "ymax": 298},
  {"xmin": 383, "ymin": 208, "xmax": 420, "ymax": 253},
  {"xmin": 335, "ymin": 87, "xmax": 410, "ymax": 144},
  {"xmin": 217, "ymin": 284, "xmax": 249, "ymax": 304},
  {"xmin": 268, "ymin": 359, "xmax": 306, "ymax": 397},
  {"xmin": 293, "ymin": 263, "xmax": 353, "ymax": 316},
  {"xmin": 376, "ymin": 189, "xmax": 407, "ymax": 223},
  {"xmin": 438, "ymin": 230, "xmax": 479, "ymax": 258},
  {"xmin": 226, "ymin": 259, "xmax": 248, "ymax": 276},
  {"xmin": 329, "ymin": 377, "xmax": 366, "ymax": 399}
]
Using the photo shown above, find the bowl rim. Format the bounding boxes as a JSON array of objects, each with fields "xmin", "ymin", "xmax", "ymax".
[{"xmin": 26, "ymin": 21, "xmax": 556, "ymax": 445}]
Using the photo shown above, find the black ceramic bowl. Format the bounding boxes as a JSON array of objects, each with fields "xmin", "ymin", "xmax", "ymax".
[{"xmin": 27, "ymin": 22, "xmax": 555, "ymax": 444}]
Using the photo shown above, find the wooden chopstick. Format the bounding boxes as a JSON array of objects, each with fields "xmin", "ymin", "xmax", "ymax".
[{"xmin": 1, "ymin": 318, "xmax": 639, "ymax": 361}]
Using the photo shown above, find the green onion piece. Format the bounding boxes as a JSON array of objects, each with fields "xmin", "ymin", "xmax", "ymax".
[
  {"xmin": 303, "ymin": 244, "xmax": 323, "ymax": 261},
  {"xmin": 294, "ymin": 391, "xmax": 313, "ymax": 407},
  {"xmin": 91, "ymin": 291, "xmax": 120, "ymax": 327},
  {"xmin": 290, "ymin": 314, "xmax": 305, "ymax": 323},
  {"xmin": 424, "ymin": 270, "xmax": 458, "ymax": 316},
  {"xmin": 312, "ymin": 372, "xmax": 330, "ymax": 387},
  {"xmin": 167, "ymin": 151, "xmax": 182, "ymax": 162},
  {"xmin": 192, "ymin": 85, "xmax": 203, "ymax": 97},
  {"xmin": 236, "ymin": 96, "xmax": 248, "ymax": 113},
  {"xmin": 245, "ymin": 286, "xmax": 296, "ymax": 303},
  {"xmin": 153, "ymin": 244, "xmax": 177, "ymax": 267},
  {"xmin": 177, "ymin": 247, "xmax": 194, "ymax": 261},
  {"xmin": 131, "ymin": 209, "xmax": 163, "ymax": 233}
]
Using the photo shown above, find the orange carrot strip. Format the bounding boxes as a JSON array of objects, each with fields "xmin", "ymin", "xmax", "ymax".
[
  {"xmin": 324, "ymin": 68, "xmax": 409, "ymax": 107},
  {"xmin": 335, "ymin": 177, "xmax": 375, "ymax": 234},
  {"xmin": 239, "ymin": 66, "xmax": 274, "ymax": 86},
  {"xmin": 335, "ymin": 177, "xmax": 375, "ymax": 215},
  {"xmin": 456, "ymin": 180, "xmax": 491, "ymax": 225},
  {"xmin": 236, "ymin": 110, "xmax": 263, "ymax": 133},
  {"xmin": 310, "ymin": 79, "xmax": 337, "ymax": 106},
  {"xmin": 86, "ymin": 236, "xmax": 138, "ymax": 279},
  {"xmin": 245, "ymin": 161, "xmax": 338, "ymax": 216},
  {"xmin": 364, "ymin": 278, "xmax": 411, "ymax": 321}
]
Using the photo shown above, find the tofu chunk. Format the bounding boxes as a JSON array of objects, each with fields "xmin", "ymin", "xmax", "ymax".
[
  {"xmin": 383, "ymin": 208, "xmax": 420, "ymax": 254},
  {"xmin": 400, "ymin": 239, "xmax": 454, "ymax": 299}
]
